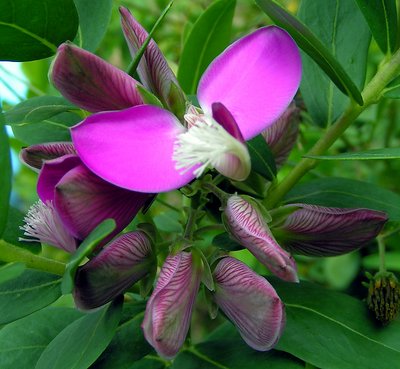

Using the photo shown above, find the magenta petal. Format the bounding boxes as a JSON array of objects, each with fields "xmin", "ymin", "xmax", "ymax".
[
  {"xmin": 74, "ymin": 231, "xmax": 154, "ymax": 310},
  {"xmin": 71, "ymin": 105, "xmax": 194, "ymax": 193},
  {"xmin": 212, "ymin": 102, "xmax": 244, "ymax": 142},
  {"xmin": 142, "ymin": 252, "xmax": 202, "ymax": 359},
  {"xmin": 20, "ymin": 142, "xmax": 76, "ymax": 172},
  {"xmin": 213, "ymin": 257, "xmax": 285, "ymax": 351},
  {"xmin": 198, "ymin": 26, "xmax": 301, "ymax": 140},
  {"xmin": 54, "ymin": 163, "xmax": 151, "ymax": 240},
  {"xmin": 37, "ymin": 155, "xmax": 81, "ymax": 203},
  {"xmin": 51, "ymin": 43, "xmax": 143, "ymax": 112}
]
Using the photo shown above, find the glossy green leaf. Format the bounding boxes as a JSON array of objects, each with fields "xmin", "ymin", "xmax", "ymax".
[
  {"xmin": 355, "ymin": 0, "xmax": 397, "ymax": 54},
  {"xmin": 298, "ymin": 0, "xmax": 370, "ymax": 126},
  {"xmin": 256, "ymin": 0, "xmax": 364, "ymax": 107},
  {"xmin": 247, "ymin": 134, "xmax": 277, "ymax": 181},
  {"xmin": 305, "ymin": 147, "xmax": 400, "ymax": 160},
  {"xmin": 73, "ymin": 0, "xmax": 113, "ymax": 52},
  {"xmin": 0, "ymin": 263, "xmax": 25, "ymax": 285},
  {"xmin": 284, "ymin": 177, "xmax": 400, "ymax": 221},
  {"xmin": 0, "ymin": 109, "xmax": 11, "ymax": 237},
  {"xmin": 62, "ymin": 219, "xmax": 116, "ymax": 294},
  {"xmin": 0, "ymin": 0, "xmax": 79, "ymax": 61},
  {"xmin": 0, "ymin": 307, "xmax": 83, "ymax": 369},
  {"xmin": 35, "ymin": 297, "xmax": 123, "ymax": 369},
  {"xmin": 4, "ymin": 96, "xmax": 78, "ymax": 125},
  {"xmin": 271, "ymin": 279, "xmax": 400, "ymax": 369},
  {"xmin": 0, "ymin": 269, "xmax": 61, "ymax": 324},
  {"xmin": 177, "ymin": 0, "xmax": 236, "ymax": 94}
]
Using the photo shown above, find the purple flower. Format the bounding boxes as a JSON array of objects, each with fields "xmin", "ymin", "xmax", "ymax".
[
  {"xmin": 20, "ymin": 142, "xmax": 151, "ymax": 250},
  {"xmin": 70, "ymin": 26, "xmax": 301, "ymax": 192},
  {"xmin": 142, "ymin": 251, "xmax": 203, "ymax": 359},
  {"xmin": 273, "ymin": 204, "xmax": 388, "ymax": 256},
  {"xmin": 224, "ymin": 195, "xmax": 298, "ymax": 282},
  {"xmin": 213, "ymin": 257, "xmax": 285, "ymax": 351},
  {"xmin": 74, "ymin": 231, "xmax": 155, "ymax": 310}
]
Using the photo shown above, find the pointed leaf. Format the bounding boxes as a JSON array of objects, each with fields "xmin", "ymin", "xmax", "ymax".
[
  {"xmin": 35, "ymin": 297, "xmax": 123, "ymax": 369},
  {"xmin": 0, "ymin": 263, "xmax": 25, "ymax": 285},
  {"xmin": 256, "ymin": 0, "xmax": 364, "ymax": 106},
  {"xmin": 247, "ymin": 135, "xmax": 277, "ymax": 181},
  {"xmin": 0, "ymin": 108, "xmax": 11, "ymax": 237},
  {"xmin": 177, "ymin": 0, "xmax": 236, "ymax": 94}
]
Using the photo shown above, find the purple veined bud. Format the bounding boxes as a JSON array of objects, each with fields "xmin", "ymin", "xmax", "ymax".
[
  {"xmin": 261, "ymin": 101, "xmax": 300, "ymax": 167},
  {"xmin": 224, "ymin": 195, "xmax": 298, "ymax": 282},
  {"xmin": 73, "ymin": 231, "xmax": 155, "ymax": 310},
  {"xmin": 273, "ymin": 204, "xmax": 388, "ymax": 256},
  {"xmin": 142, "ymin": 251, "xmax": 203, "ymax": 359},
  {"xmin": 213, "ymin": 257, "xmax": 285, "ymax": 351}
]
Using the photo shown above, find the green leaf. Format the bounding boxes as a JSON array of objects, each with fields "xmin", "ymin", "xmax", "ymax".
[
  {"xmin": 354, "ymin": 0, "xmax": 397, "ymax": 54},
  {"xmin": 0, "ymin": 269, "xmax": 61, "ymax": 324},
  {"xmin": 35, "ymin": 297, "xmax": 123, "ymax": 369},
  {"xmin": 305, "ymin": 147, "xmax": 400, "ymax": 160},
  {"xmin": 177, "ymin": 0, "xmax": 236, "ymax": 94},
  {"xmin": 271, "ymin": 279, "xmax": 400, "ymax": 369},
  {"xmin": 247, "ymin": 135, "xmax": 277, "ymax": 181},
  {"xmin": 61, "ymin": 219, "xmax": 116, "ymax": 294},
  {"xmin": 127, "ymin": 357, "xmax": 165, "ymax": 369},
  {"xmin": 284, "ymin": 177, "xmax": 400, "ymax": 221},
  {"xmin": 363, "ymin": 252, "xmax": 400, "ymax": 271},
  {"xmin": 383, "ymin": 75, "xmax": 400, "ymax": 98},
  {"xmin": 4, "ymin": 96, "xmax": 78, "ymax": 125},
  {"xmin": 0, "ymin": 109, "xmax": 11, "ymax": 237},
  {"xmin": 212, "ymin": 232, "xmax": 244, "ymax": 251},
  {"xmin": 0, "ymin": 0, "xmax": 79, "ymax": 61},
  {"xmin": 0, "ymin": 307, "xmax": 83, "ymax": 369},
  {"xmin": 298, "ymin": 0, "xmax": 370, "ymax": 126},
  {"xmin": 0, "ymin": 263, "xmax": 25, "ymax": 285},
  {"xmin": 73, "ymin": 0, "xmax": 113, "ymax": 52},
  {"xmin": 255, "ymin": 0, "xmax": 365, "ymax": 107}
]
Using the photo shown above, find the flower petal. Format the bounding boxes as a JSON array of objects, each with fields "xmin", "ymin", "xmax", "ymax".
[
  {"xmin": 37, "ymin": 154, "xmax": 81, "ymax": 203},
  {"xmin": 198, "ymin": 26, "xmax": 301, "ymax": 140},
  {"xmin": 71, "ymin": 105, "xmax": 194, "ymax": 193},
  {"xmin": 74, "ymin": 231, "xmax": 154, "ymax": 310},
  {"xmin": 212, "ymin": 102, "xmax": 244, "ymax": 142},
  {"xmin": 51, "ymin": 43, "xmax": 143, "ymax": 112},
  {"xmin": 276, "ymin": 204, "xmax": 388, "ymax": 256},
  {"xmin": 20, "ymin": 142, "xmax": 76, "ymax": 172},
  {"xmin": 54, "ymin": 163, "xmax": 151, "ymax": 240},
  {"xmin": 142, "ymin": 251, "xmax": 202, "ymax": 359},
  {"xmin": 213, "ymin": 257, "xmax": 285, "ymax": 351}
]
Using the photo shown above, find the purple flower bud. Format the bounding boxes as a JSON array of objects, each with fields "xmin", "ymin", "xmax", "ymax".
[
  {"xmin": 224, "ymin": 195, "xmax": 298, "ymax": 282},
  {"xmin": 142, "ymin": 251, "xmax": 202, "ymax": 359},
  {"xmin": 274, "ymin": 204, "xmax": 388, "ymax": 256},
  {"xmin": 73, "ymin": 231, "xmax": 155, "ymax": 310},
  {"xmin": 261, "ymin": 102, "xmax": 300, "ymax": 167},
  {"xmin": 213, "ymin": 257, "xmax": 285, "ymax": 351}
]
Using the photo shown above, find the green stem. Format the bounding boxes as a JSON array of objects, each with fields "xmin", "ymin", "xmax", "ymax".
[
  {"xmin": 265, "ymin": 47, "xmax": 400, "ymax": 208},
  {"xmin": 0, "ymin": 240, "xmax": 65, "ymax": 276},
  {"xmin": 377, "ymin": 236, "xmax": 386, "ymax": 273},
  {"xmin": 183, "ymin": 206, "xmax": 198, "ymax": 240}
]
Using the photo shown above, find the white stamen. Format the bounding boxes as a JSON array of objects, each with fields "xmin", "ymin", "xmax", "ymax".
[{"xmin": 19, "ymin": 200, "xmax": 76, "ymax": 253}]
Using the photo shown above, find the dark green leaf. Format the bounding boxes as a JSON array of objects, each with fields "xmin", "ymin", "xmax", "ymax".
[
  {"xmin": 73, "ymin": 0, "xmax": 113, "ymax": 52},
  {"xmin": 0, "ymin": 263, "xmax": 25, "ymax": 285},
  {"xmin": 127, "ymin": 357, "xmax": 165, "ymax": 369},
  {"xmin": 297, "ymin": 0, "xmax": 370, "ymax": 126},
  {"xmin": 4, "ymin": 96, "xmax": 78, "ymax": 125},
  {"xmin": 271, "ymin": 279, "xmax": 400, "ymax": 369},
  {"xmin": 0, "ymin": 269, "xmax": 61, "ymax": 324},
  {"xmin": 177, "ymin": 0, "xmax": 236, "ymax": 94},
  {"xmin": 0, "ymin": 0, "xmax": 79, "ymax": 61},
  {"xmin": 0, "ymin": 307, "xmax": 83, "ymax": 369},
  {"xmin": 212, "ymin": 232, "xmax": 244, "ymax": 251},
  {"xmin": 256, "ymin": 0, "xmax": 364, "ymax": 106},
  {"xmin": 355, "ymin": 0, "xmax": 397, "ymax": 54},
  {"xmin": 0, "ymin": 109, "xmax": 11, "ymax": 237},
  {"xmin": 284, "ymin": 177, "xmax": 400, "ymax": 221},
  {"xmin": 35, "ymin": 297, "xmax": 123, "ymax": 369},
  {"xmin": 305, "ymin": 147, "xmax": 400, "ymax": 160},
  {"xmin": 247, "ymin": 135, "xmax": 277, "ymax": 181},
  {"xmin": 62, "ymin": 219, "xmax": 116, "ymax": 294}
]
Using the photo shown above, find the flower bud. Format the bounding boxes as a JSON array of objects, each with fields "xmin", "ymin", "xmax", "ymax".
[
  {"xmin": 273, "ymin": 204, "xmax": 388, "ymax": 256},
  {"xmin": 224, "ymin": 195, "xmax": 298, "ymax": 282},
  {"xmin": 142, "ymin": 251, "xmax": 202, "ymax": 358},
  {"xmin": 73, "ymin": 231, "xmax": 154, "ymax": 310},
  {"xmin": 213, "ymin": 257, "xmax": 285, "ymax": 351}
]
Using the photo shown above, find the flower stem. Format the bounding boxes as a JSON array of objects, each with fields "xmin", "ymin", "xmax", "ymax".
[
  {"xmin": 265, "ymin": 47, "xmax": 400, "ymax": 208},
  {"xmin": 0, "ymin": 240, "xmax": 65, "ymax": 276},
  {"xmin": 377, "ymin": 236, "xmax": 386, "ymax": 273}
]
